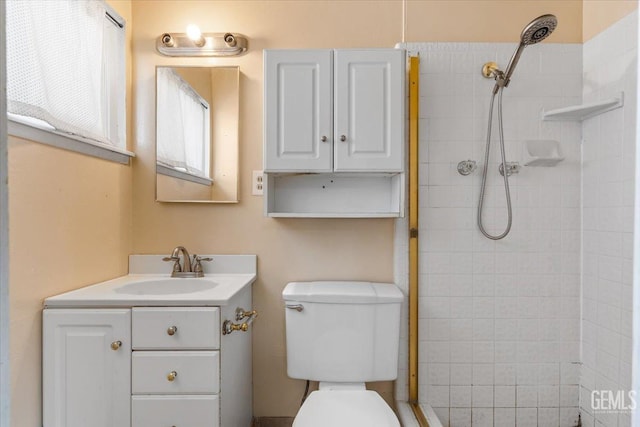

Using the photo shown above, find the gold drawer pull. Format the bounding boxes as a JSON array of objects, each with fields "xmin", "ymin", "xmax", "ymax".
[
  {"xmin": 167, "ymin": 326, "xmax": 178, "ymax": 336},
  {"xmin": 167, "ymin": 371, "xmax": 178, "ymax": 382},
  {"xmin": 110, "ymin": 340, "xmax": 122, "ymax": 351}
]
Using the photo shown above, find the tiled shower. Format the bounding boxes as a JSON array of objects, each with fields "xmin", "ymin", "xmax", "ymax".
[{"xmin": 396, "ymin": 10, "xmax": 637, "ymax": 427}]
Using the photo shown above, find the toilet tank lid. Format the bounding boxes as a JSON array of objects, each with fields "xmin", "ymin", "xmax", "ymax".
[{"xmin": 283, "ymin": 281, "xmax": 404, "ymax": 304}]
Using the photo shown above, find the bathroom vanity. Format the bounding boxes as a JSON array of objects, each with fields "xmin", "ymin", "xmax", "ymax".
[{"xmin": 42, "ymin": 255, "xmax": 257, "ymax": 427}]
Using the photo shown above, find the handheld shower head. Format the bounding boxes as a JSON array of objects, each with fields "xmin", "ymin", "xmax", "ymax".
[
  {"xmin": 520, "ymin": 14, "xmax": 558, "ymax": 45},
  {"xmin": 500, "ymin": 14, "xmax": 557, "ymax": 89}
]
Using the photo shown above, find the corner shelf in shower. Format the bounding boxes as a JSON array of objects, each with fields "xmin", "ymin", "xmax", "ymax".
[{"xmin": 541, "ymin": 92, "xmax": 624, "ymax": 121}]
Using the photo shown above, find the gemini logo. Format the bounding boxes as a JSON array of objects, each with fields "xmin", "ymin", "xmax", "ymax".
[{"xmin": 591, "ymin": 390, "xmax": 637, "ymax": 414}]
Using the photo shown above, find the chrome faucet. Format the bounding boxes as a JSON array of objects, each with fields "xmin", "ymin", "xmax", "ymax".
[{"xmin": 163, "ymin": 246, "xmax": 212, "ymax": 278}]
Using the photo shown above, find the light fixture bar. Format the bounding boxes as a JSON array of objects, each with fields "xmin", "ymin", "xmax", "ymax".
[{"xmin": 156, "ymin": 32, "xmax": 248, "ymax": 57}]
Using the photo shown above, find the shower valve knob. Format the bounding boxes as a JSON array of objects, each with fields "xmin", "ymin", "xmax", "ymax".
[
  {"xmin": 457, "ymin": 160, "xmax": 477, "ymax": 176},
  {"xmin": 499, "ymin": 162, "xmax": 520, "ymax": 177}
]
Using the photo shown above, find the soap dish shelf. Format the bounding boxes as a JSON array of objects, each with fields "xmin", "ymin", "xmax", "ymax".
[
  {"xmin": 523, "ymin": 140, "xmax": 564, "ymax": 167},
  {"xmin": 542, "ymin": 92, "xmax": 624, "ymax": 121}
]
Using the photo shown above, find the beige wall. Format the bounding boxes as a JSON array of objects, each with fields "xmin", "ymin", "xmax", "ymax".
[
  {"xmin": 8, "ymin": 138, "xmax": 133, "ymax": 426},
  {"xmin": 406, "ymin": 0, "xmax": 583, "ymax": 42},
  {"xmin": 8, "ymin": 1, "xmax": 133, "ymax": 425},
  {"xmin": 583, "ymin": 0, "xmax": 637, "ymax": 41}
]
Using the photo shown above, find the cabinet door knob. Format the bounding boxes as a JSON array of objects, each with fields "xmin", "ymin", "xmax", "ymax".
[
  {"xmin": 110, "ymin": 340, "xmax": 122, "ymax": 351},
  {"xmin": 340, "ymin": 135, "xmax": 347, "ymax": 142},
  {"xmin": 167, "ymin": 326, "xmax": 178, "ymax": 336},
  {"xmin": 321, "ymin": 135, "xmax": 328, "ymax": 142},
  {"xmin": 167, "ymin": 371, "xmax": 178, "ymax": 382}
]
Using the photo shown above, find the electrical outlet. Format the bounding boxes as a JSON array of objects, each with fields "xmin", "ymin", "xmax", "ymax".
[{"xmin": 252, "ymin": 170, "xmax": 264, "ymax": 196}]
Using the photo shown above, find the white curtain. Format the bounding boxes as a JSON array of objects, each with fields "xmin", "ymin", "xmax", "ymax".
[
  {"xmin": 157, "ymin": 67, "xmax": 210, "ymax": 179},
  {"xmin": 6, "ymin": 0, "xmax": 125, "ymax": 148}
]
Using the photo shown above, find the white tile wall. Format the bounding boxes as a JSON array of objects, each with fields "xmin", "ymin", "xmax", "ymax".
[
  {"xmin": 401, "ymin": 41, "xmax": 584, "ymax": 427},
  {"xmin": 395, "ymin": 11, "xmax": 638, "ymax": 427},
  {"xmin": 580, "ymin": 10, "xmax": 637, "ymax": 427}
]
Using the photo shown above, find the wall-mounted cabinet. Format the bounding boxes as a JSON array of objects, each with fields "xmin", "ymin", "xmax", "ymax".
[{"xmin": 263, "ymin": 48, "xmax": 406, "ymax": 217}]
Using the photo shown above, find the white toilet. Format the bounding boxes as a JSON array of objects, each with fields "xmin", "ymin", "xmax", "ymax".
[{"xmin": 282, "ymin": 281, "xmax": 404, "ymax": 427}]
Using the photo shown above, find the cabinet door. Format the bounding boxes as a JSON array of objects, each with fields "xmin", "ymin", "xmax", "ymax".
[
  {"xmin": 264, "ymin": 49, "xmax": 333, "ymax": 172},
  {"xmin": 334, "ymin": 49, "xmax": 405, "ymax": 172},
  {"xmin": 43, "ymin": 309, "xmax": 131, "ymax": 427}
]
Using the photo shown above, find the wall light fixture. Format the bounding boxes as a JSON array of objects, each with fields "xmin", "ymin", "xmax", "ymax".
[{"xmin": 157, "ymin": 26, "xmax": 248, "ymax": 57}]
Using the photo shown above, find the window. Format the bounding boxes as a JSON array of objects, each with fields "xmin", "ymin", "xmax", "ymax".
[
  {"xmin": 6, "ymin": 0, "xmax": 128, "ymax": 159},
  {"xmin": 156, "ymin": 67, "xmax": 211, "ymax": 183}
]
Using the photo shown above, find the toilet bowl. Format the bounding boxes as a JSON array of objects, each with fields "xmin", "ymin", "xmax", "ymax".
[
  {"xmin": 282, "ymin": 281, "xmax": 404, "ymax": 427},
  {"xmin": 293, "ymin": 383, "xmax": 400, "ymax": 427}
]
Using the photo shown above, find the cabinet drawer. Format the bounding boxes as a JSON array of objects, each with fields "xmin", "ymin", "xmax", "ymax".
[
  {"xmin": 132, "ymin": 307, "xmax": 219, "ymax": 350},
  {"xmin": 132, "ymin": 395, "xmax": 219, "ymax": 427},
  {"xmin": 132, "ymin": 351, "xmax": 220, "ymax": 394}
]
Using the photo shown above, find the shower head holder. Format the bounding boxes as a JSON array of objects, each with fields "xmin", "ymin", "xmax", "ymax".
[
  {"xmin": 482, "ymin": 62, "xmax": 507, "ymax": 94},
  {"xmin": 482, "ymin": 61, "xmax": 501, "ymax": 79}
]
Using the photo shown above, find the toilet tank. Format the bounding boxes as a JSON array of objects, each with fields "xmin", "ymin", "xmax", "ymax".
[{"xmin": 282, "ymin": 281, "xmax": 404, "ymax": 382}]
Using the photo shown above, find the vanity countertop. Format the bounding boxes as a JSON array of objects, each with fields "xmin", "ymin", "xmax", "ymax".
[{"xmin": 44, "ymin": 254, "xmax": 256, "ymax": 308}]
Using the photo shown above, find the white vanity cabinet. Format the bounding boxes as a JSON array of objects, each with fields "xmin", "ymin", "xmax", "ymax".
[
  {"xmin": 131, "ymin": 307, "xmax": 221, "ymax": 427},
  {"xmin": 43, "ymin": 284, "xmax": 253, "ymax": 427},
  {"xmin": 263, "ymin": 48, "xmax": 406, "ymax": 217},
  {"xmin": 43, "ymin": 309, "xmax": 131, "ymax": 427}
]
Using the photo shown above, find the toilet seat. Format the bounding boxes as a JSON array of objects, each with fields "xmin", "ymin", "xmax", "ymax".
[{"xmin": 293, "ymin": 390, "xmax": 400, "ymax": 427}]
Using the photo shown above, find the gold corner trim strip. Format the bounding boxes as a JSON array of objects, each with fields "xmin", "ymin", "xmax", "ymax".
[
  {"xmin": 408, "ymin": 55, "xmax": 420, "ymax": 409},
  {"xmin": 410, "ymin": 402, "xmax": 430, "ymax": 427}
]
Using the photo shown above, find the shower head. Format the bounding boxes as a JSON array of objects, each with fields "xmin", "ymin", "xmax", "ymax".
[
  {"xmin": 492, "ymin": 14, "xmax": 558, "ymax": 93},
  {"xmin": 520, "ymin": 14, "xmax": 557, "ymax": 45},
  {"xmin": 502, "ymin": 14, "xmax": 557, "ymax": 85}
]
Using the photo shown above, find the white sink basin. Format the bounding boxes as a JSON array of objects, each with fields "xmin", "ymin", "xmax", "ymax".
[
  {"xmin": 43, "ymin": 255, "xmax": 257, "ymax": 307},
  {"xmin": 114, "ymin": 278, "xmax": 218, "ymax": 295}
]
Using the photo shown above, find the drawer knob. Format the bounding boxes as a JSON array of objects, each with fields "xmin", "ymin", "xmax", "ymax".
[
  {"xmin": 167, "ymin": 326, "xmax": 178, "ymax": 336},
  {"xmin": 167, "ymin": 371, "xmax": 178, "ymax": 382},
  {"xmin": 340, "ymin": 135, "xmax": 347, "ymax": 142},
  {"xmin": 110, "ymin": 340, "xmax": 122, "ymax": 351}
]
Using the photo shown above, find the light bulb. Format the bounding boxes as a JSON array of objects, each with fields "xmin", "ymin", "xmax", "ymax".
[{"xmin": 186, "ymin": 24, "xmax": 205, "ymax": 47}]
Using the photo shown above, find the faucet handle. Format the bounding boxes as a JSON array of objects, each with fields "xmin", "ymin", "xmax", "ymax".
[
  {"xmin": 192, "ymin": 255, "xmax": 212, "ymax": 275},
  {"xmin": 162, "ymin": 256, "xmax": 181, "ymax": 273}
]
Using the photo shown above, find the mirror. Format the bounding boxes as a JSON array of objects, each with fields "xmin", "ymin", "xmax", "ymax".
[{"xmin": 156, "ymin": 66, "xmax": 239, "ymax": 203}]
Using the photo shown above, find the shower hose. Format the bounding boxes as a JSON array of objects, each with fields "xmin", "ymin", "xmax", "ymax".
[{"xmin": 477, "ymin": 87, "xmax": 513, "ymax": 240}]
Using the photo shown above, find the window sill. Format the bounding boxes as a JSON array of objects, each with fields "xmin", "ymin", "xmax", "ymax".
[
  {"xmin": 156, "ymin": 164, "xmax": 213, "ymax": 186},
  {"xmin": 7, "ymin": 120, "xmax": 135, "ymax": 165}
]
